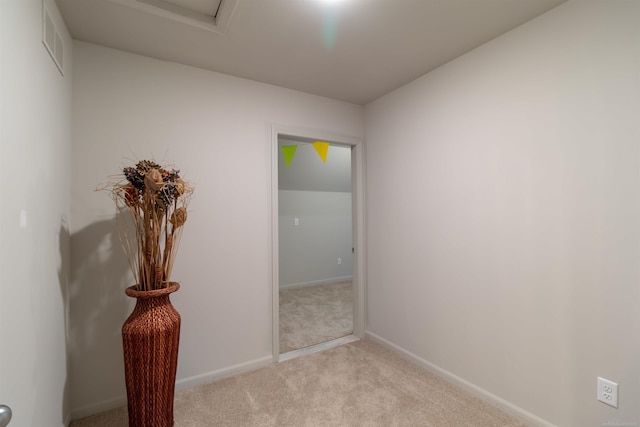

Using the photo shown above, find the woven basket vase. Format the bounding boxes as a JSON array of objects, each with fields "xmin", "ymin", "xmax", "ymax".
[{"xmin": 122, "ymin": 282, "xmax": 181, "ymax": 427}]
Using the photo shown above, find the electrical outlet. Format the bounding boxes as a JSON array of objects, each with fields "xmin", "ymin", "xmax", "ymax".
[
  {"xmin": 337, "ymin": 258, "xmax": 342, "ymax": 265},
  {"xmin": 597, "ymin": 377, "xmax": 618, "ymax": 408}
]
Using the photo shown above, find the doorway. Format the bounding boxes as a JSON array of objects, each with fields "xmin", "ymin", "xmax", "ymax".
[{"xmin": 271, "ymin": 125, "xmax": 365, "ymax": 362}]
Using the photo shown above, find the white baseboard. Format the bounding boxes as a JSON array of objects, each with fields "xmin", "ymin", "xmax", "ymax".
[
  {"xmin": 70, "ymin": 355, "xmax": 273, "ymax": 422},
  {"xmin": 70, "ymin": 395, "xmax": 127, "ymax": 421},
  {"xmin": 280, "ymin": 276, "xmax": 353, "ymax": 290},
  {"xmin": 365, "ymin": 331, "xmax": 556, "ymax": 427},
  {"xmin": 175, "ymin": 355, "xmax": 272, "ymax": 391}
]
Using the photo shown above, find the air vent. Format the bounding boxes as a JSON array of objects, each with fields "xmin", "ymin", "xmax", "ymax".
[
  {"xmin": 42, "ymin": 4, "xmax": 64, "ymax": 75},
  {"xmin": 107, "ymin": 0, "xmax": 239, "ymax": 34}
]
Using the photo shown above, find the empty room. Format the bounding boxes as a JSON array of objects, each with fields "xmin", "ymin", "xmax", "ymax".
[{"xmin": 1, "ymin": 0, "xmax": 639, "ymax": 426}]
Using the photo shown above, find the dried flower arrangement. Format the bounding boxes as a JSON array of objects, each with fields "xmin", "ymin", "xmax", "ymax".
[{"xmin": 102, "ymin": 160, "xmax": 194, "ymax": 291}]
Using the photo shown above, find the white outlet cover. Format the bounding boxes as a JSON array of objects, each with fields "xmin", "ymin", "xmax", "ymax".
[{"xmin": 597, "ymin": 377, "xmax": 618, "ymax": 408}]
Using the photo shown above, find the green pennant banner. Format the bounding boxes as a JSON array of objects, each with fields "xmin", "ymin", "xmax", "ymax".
[{"xmin": 282, "ymin": 145, "xmax": 298, "ymax": 168}]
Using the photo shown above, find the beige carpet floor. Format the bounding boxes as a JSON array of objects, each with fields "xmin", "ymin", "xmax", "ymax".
[
  {"xmin": 71, "ymin": 339, "xmax": 527, "ymax": 427},
  {"xmin": 279, "ymin": 281, "xmax": 353, "ymax": 353}
]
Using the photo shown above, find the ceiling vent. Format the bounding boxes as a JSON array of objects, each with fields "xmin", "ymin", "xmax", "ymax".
[{"xmin": 106, "ymin": 0, "xmax": 239, "ymax": 34}]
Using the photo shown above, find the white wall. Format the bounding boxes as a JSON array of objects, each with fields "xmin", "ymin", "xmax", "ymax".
[
  {"xmin": 0, "ymin": 1, "xmax": 73, "ymax": 426},
  {"xmin": 365, "ymin": 1, "xmax": 640, "ymax": 426},
  {"xmin": 279, "ymin": 190, "xmax": 353, "ymax": 287},
  {"xmin": 69, "ymin": 41, "xmax": 364, "ymax": 418}
]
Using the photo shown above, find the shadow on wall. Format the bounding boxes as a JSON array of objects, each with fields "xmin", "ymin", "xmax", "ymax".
[
  {"xmin": 58, "ymin": 217, "xmax": 71, "ymax": 425},
  {"xmin": 67, "ymin": 216, "xmax": 132, "ymax": 414}
]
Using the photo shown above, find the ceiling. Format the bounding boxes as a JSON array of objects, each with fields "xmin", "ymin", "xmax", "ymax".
[{"xmin": 56, "ymin": 0, "xmax": 566, "ymax": 105}]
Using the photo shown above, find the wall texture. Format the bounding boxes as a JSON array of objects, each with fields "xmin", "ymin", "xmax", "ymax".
[
  {"xmin": 69, "ymin": 41, "xmax": 364, "ymax": 418},
  {"xmin": 0, "ymin": 1, "xmax": 73, "ymax": 426},
  {"xmin": 365, "ymin": 1, "xmax": 640, "ymax": 426}
]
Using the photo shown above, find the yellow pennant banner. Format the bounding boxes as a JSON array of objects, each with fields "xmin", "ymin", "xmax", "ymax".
[{"xmin": 312, "ymin": 141, "xmax": 330, "ymax": 163}]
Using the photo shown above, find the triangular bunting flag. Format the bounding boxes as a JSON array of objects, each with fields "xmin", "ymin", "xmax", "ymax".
[
  {"xmin": 312, "ymin": 141, "xmax": 330, "ymax": 163},
  {"xmin": 282, "ymin": 145, "xmax": 298, "ymax": 168}
]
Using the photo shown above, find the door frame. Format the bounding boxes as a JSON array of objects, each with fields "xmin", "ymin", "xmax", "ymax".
[{"xmin": 271, "ymin": 124, "xmax": 366, "ymax": 362}]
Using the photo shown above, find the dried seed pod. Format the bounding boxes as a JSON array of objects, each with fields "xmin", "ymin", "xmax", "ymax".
[
  {"xmin": 136, "ymin": 160, "xmax": 161, "ymax": 173},
  {"xmin": 123, "ymin": 167, "xmax": 144, "ymax": 190},
  {"xmin": 175, "ymin": 178, "xmax": 185, "ymax": 196},
  {"xmin": 170, "ymin": 207, "xmax": 188, "ymax": 228},
  {"xmin": 151, "ymin": 168, "xmax": 163, "ymax": 183},
  {"xmin": 144, "ymin": 168, "xmax": 163, "ymax": 192}
]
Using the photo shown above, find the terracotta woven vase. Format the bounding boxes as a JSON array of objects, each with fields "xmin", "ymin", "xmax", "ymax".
[{"xmin": 122, "ymin": 282, "xmax": 181, "ymax": 427}]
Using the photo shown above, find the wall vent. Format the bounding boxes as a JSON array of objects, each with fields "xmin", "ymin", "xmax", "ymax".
[{"xmin": 42, "ymin": 3, "xmax": 64, "ymax": 75}]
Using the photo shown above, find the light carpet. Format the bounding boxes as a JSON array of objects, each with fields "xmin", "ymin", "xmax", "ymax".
[
  {"xmin": 70, "ymin": 339, "xmax": 527, "ymax": 427},
  {"xmin": 279, "ymin": 281, "xmax": 353, "ymax": 353}
]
